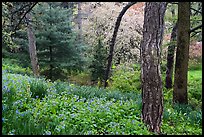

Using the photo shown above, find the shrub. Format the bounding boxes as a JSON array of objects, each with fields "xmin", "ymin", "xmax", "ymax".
[
  {"xmin": 110, "ymin": 65, "xmax": 141, "ymax": 93},
  {"xmin": 2, "ymin": 58, "xmax": 32, "ymax": 76},
  {"xmin": 30, "ymin": 79, "xmax": 49, "ymax": 99}
]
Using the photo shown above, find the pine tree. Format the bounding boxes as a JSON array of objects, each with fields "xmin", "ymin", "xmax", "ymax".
[
  {"xmin": 33, "ymin": 3, "xmax": 84, "ymax": 80},
  {"xmin": 89, "ymin": 37, "xmax": 107, "ymax": 85}
]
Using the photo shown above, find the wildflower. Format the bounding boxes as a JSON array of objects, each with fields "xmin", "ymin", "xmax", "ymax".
[
  {"xmin": 20, "ymin": 113, "xmax": 25, "ymax": 117},
  {"xmin": 2, "ymin": 118, "xmax": 5, "ymax": 122},
  {"xmin": 16, "ymin": 109, "xmax": 20, "ymax": 114},
  {"xmin": 59, "ymin": 114, "xmax": 64, "ymax": 117},
  {"xmin": 44, "ymin": 130, "xmax": 51, "ymax": 135},
  {"xmin": 70, "ymin": 113, "xmax": 76, "ymax": 118},
  {"xmin": 87, "ymin": 131, "xmax": 92, "ymax": 135},
  {"xmin": 61, "ymin": 125, "xmax": 65, "ymax": 129},
  {"xmin": 87, "ymin": 106, "xmax": 93, "ymax": 112},
  {"xmin": 132, "ymin": 120, "xmax": 135, "ymax": 124},
  {"xmin": 120, "ymin": 100, "xmax": 123, "ymax": 106}
]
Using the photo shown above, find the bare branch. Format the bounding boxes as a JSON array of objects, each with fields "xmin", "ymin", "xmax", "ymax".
[
  {"xmin": 190, "ymin": 7, "xmax": 202, "ymax": 15},
  {"xmin": 191, "ymin": 30, "xmax": 201, "ymax": 38},
  {"xmin": 12, "ymin": 3, "xmax": 31, "ymax": 14},
  {"xmin": 190, "ymin": 24, "xmax": 202, "ymax": 33},
  {"xmin": 13, "ymin": 2, "xmax": 38, "ymax": 32}
]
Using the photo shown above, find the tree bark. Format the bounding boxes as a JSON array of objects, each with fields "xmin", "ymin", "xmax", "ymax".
[
  {"xmin": 165, "ymin": 22, "xmax": 177, "ymax": 89},
  {"xmin": 26, "ymin": 12, "xmax": 40, "ymax": 77},
  {"xmin": 104, "ymin": 2, "xmax": 137, "ymax": 87},
  {"xmin": 173, "ymin": 2, "xmax": 190, "ymax": 104},
  {"xmin": 141, "ymin": 2, "xmax": 167, "ymax": 134}
]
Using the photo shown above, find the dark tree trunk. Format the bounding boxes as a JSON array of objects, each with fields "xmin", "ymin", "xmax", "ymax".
[
  {"xmin": 165, "ymin": 22, "xmax": 177, "ymax": 89},
  {"xmin": 26, "ymin": 13, "xmax": 40, "ymax": 77},
  {"xmin": 104, "ymin": 2, "xmax": 137, "ymax": 87},
  {"xmin": 141, "ymin": 2, "xmax": 167, "ymax": 134},
  {"xmin": 173, "ymin": 2, "xmax": 190, "ymax": 104}
]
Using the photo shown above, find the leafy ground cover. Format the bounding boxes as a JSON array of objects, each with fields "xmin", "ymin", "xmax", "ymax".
[{"xmin": 2, "ymin": 60, "xmax": 202, "ymax": 135}]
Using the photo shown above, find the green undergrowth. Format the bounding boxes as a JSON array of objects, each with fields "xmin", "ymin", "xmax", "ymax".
[
  {"xmin": 2, "ymin": 59, "xmax": 202, "ymax": 135},
  {"xmin": 2, "ymin": 58, "xmax": 32, "ymax": 76}
]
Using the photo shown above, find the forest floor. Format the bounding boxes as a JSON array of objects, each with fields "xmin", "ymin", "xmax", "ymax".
[{"xmin": 2, "ymin": 58, "xmax": 202, "ymax": 135}]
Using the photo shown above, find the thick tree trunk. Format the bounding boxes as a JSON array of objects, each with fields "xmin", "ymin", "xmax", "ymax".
[
  {"xmin": 104, "ymin": 2, "xmax": 137, "ymax": 87},
  {"xmin": 26, "ymin": 13, "xmax": 40, "ymax": 77},
  {"xmin": 173, "ymin": 2, "xmax": 190, "ymax": 104},
  {"xmin": 165, "ymin": 22, "xmax": 177, "ymax": 89},
  {"xmin": 141, "ymin": 2, "xmax": 167, "ymax": 134}
]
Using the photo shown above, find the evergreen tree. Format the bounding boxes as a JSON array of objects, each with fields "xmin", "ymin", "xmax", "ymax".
[
  {"xmin": 89, "ymin": 37, "xmax": 107, "ymax": 84},
  {"xmin": 33, "ymin": 3, "xmax": 84, "ymax": 80}
]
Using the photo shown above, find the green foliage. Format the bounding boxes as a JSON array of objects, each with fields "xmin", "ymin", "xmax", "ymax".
[
  {"xmin": 110, "ymin": 64, "xmax": 141, "ymax": 93},
  {"xmin": 188, "ymin": 59, "xmax": 202, "ymax": 71},
  {"xmin": 187, "ymin": 69, "xmax": 202, "ymax": 109},
  {"xmin": 30, "ymin": 79, "xmax": 48, "ymax": 99},
  {"xmin": 89, "ymin": 37, "xmax": 107, "ymax": 83},
  {"xmin": 68, "ymin": 71, "xmax": 92, "ymax": 86},
  {"xmin": 2, "ymin": 58, "xmax": 32, "ymax": 76},
  {"xmin": 2, "ymin": 58, "xmax": 202, "ymax": 135},
  {"xmin": 2, "ymin": 69, "xmax": 202, "ymax": 135},
  {"xmin": 2, "ymin": 71, "xmax": 151, "ymax": 135},
  {"xmin": 10, "ymin": 2, "xmax": 86, "ymax": 80},
  {"xmin": 2, "ymin": 51, "xmax": 202, "ymax": 135},
  {"xmin": 2, "ymin": 2, "xmax": 16, "ymax": 48}
]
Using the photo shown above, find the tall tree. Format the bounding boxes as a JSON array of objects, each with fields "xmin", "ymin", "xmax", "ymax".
[
  {"xmin": 104, "ymin": 2, "xmax": 137, "ymax": 87},
  {"xmin": 165, "ymin": 22, "xmax": 178, "ymax": 89},
  {"xmin": 173, "ymin": 2, "xmax": 190, "ymax": 104},
  {"xmin": 89, "ymin": 37, "xmax": 107, "ymax": 85},
  {"xmin": 34, "ymin": 3, "xmax": 84, "ymax": 80},
  {"xmin": 141, "ymin": 2, "xmax": 167, "ymax": 133},
  {"xmin": 26, "ymin": 12, "xmax": 40, "ymax": 77}
]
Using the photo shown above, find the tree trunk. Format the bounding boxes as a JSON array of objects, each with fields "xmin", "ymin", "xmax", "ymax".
[
  {"xmin": 173, "ymin": 2, "xmax": 190, "ymax": 104},
  {"xmin": 165, "ymin": 22, "xmax": 177, "ymax": 89},
  {"xmin": 26, "ymin": 13, "xmax": 40, "ymax": 77},
  {"xmin": 141, "ymin": 2, "xmax": 167, "ymax": 134},
  {"xmin": 104, "ymin": 2, "xmax": 137, "ymax": 87}
]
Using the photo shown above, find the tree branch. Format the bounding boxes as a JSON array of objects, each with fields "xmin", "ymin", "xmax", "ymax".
[
  {"xmin": 104, "ymin": 2, "xmax": 137, "ymax": 87},
  {"xmin": 191, "ymin": 30, "xmax": 201, "ymax": 38},
  {"xmin": 12, "ymin": 3, "xmax": 31, "ymax": 14},
  {"xmin": 13, "ymin": 2, "xmax": 38, "ymax": 32},
  {"xmin": 190, "ymin": 24, "xmax": 202, "ymax": 33},
  {"xmin": 190, "ymin": 7, "xmax": 202, "ymax": 15}
]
